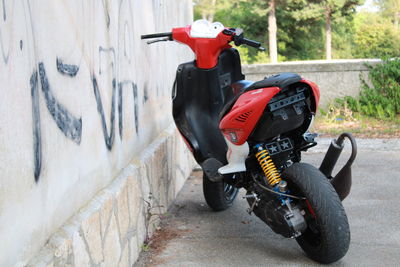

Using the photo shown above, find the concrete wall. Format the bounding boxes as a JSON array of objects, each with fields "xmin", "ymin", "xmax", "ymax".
[
  {"xmin": 0, "ymin": 0, "xmax": 194, "ymax": 266},
  {"xmin": 243, "ymin": 59, "xmax": 381, "ymax": 107}
]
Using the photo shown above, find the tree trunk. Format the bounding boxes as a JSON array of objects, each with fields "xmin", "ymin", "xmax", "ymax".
[
  {"xmin": 325, "ymin": 7, "xmax": 332, "ymax": 60},
  {"xmin": 268, "ymin": 0, "xmax": 278, "ymax": 63}
]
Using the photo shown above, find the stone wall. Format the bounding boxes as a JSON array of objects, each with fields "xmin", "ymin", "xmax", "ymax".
[
  {"xmin": 243, "ymin": 59, "xmax": 381, "ymax": 107},
  {"xmin": 28, "ymin": 126, "xmax": 194, "ymax": 266},
  {"xmin": 0, "ymin": 0, "xmax": 194, "ymax": 266}
]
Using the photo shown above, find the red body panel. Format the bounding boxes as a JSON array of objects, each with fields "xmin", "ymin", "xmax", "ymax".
[
  {"xmin": 300, "ymin": 79, "xmax": 320, "ymax": 111},
  {"xmin": 172, "ymin": 26, "xmax": 232, "ymax": 69},
  {"xmin": 219, "ymin": 87, "xmax": 281, "ymax": 145}
]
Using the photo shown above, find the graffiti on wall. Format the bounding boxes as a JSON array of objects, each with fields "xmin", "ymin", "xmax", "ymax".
[
  {"xmin": 30, "ymin": 62, "xmax": 83, "ymax": 181},
  {"xmin": 0, "ymin": 0, "xmax": 157, "ymax": 182}
]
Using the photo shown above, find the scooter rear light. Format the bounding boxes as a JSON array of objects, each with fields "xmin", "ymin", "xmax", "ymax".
[
  {"xmin": 222, "ymin": 129, "xmax": 242, "ymax": 144},
  {"xmin": 229, "ymin": 132, "xmax": 238, "ymax": 143}
]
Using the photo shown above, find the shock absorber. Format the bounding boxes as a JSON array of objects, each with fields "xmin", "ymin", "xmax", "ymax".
[{"xmin": 255, "ymin": 145, "xmax": 282, "ymax": 186}]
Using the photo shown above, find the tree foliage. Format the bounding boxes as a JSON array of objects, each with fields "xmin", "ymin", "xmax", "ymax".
[
  {"xmin": 353, "ymin": 11, "xmax": 400, "ymax": 58},
  {"xmin": 376, "ymin": 0, "xmax": 400, "ymax": 26},
  {"xmin": 335, "ymin": 58, "xmax": 400, "ymax": 120},
  {"xmin": 193, "ymin": 0, "xmax": 400, "ymax": 62}
]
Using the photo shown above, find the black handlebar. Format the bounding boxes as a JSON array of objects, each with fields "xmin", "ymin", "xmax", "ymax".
[
  {"xmin": 242, "ymin": 38, "xmax": 265, "ymax": 51},
  {"xmin": 141, "ymin": 29, "xmax": 265, "ymax": 51},
  {"xmin": 223, "ymin": 28, "xmax": 265, "ymax": 51},
  {"xmin": 141, "ymin": 32, "xmax": 172, "ymax": 40}
]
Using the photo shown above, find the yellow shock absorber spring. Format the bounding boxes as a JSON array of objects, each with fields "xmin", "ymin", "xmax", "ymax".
[{"xmin": 255, "ymin": 148, "xmax": 282, "ymax": 186}]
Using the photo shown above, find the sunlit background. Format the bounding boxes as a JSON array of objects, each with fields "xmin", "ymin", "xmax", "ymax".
[{"xmin": 193, "ymin": 0, "xmax": 400, "ymax": 64}]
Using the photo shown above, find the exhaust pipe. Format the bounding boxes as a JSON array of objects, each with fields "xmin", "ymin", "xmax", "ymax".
[{"xmin": 319, "ymin": 133, "xmax": 357, "ymax": 201}]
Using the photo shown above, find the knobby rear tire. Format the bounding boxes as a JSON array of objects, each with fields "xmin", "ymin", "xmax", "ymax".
[
  {"xmin": 282, "ymin": 163, "xmax": 350, "ymax": 264},
  {"xmin": 203, "ymin": 173, "xmax": 238, "ymax": 211}
]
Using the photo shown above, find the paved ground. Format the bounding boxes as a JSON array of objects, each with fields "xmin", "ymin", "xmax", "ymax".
[{"xmin": 135, "ymin": 139, "xmax": 400, "ymax": 266}]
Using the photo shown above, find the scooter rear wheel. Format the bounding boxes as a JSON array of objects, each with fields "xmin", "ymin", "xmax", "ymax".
[
  {"xmin": 282, "ymin": 163, "xmax": 350, "ymax": 264},
  {"xmin": 203, "ymin": 173, "xmax": 238, "ymax": 211}
]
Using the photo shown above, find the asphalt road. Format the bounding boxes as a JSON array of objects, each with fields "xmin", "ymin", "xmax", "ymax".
[{"xmin": 136, "ymin": 139, "xmax": 400, "ymax": 267}]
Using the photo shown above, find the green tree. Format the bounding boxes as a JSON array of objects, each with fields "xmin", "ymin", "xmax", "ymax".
[
  {"xmin": 335, "ymin": 58, "xmax": 400, "ymax": 120},
  {"xmin": 290, "ymin": 0, "xmax": 362, "ymax": 60},
  {"xmin": 376, "ymin": 0, "xmax": 400, "ymax": 27},
  {"xmin": 210, "ymin": 0, "xmax": 326, "ymax": 61},
  {"xmin": 194, "ymin": 0, "xmax": 371, "ymax": 61},
  {"xmin": 195, "ymin": 0, "xmax": 279, "ymax": 63},
  {"xmin": 353, "ymin": 12, "xmax": 400, "ymax": 58}
]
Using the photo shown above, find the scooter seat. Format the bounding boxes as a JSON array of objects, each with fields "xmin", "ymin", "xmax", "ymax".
[
  {"xmin": 219, "ymin": 73, "xmax": 302, "ymax": 120},
  {"xmin": 245, "ymin": 72, "xmax": 301, "ymax": 91}
]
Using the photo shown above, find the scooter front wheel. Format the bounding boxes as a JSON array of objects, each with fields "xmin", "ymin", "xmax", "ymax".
[
  {"xmin": 282, "ymin": 163, "xmax": 350, "ymax": 264},
  {"xmin": 203, "ymin": 173, "xmax": 238, "ymax": 211}
]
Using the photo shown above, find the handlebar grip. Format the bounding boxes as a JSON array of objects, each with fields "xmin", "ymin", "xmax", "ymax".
[
  {"xmin": 242, "ymin": 38, "xmax": 262, "ymax": 48},
  {"xmin": 141, "ymin": 32, "xmax": 172, "ymax": 39}
]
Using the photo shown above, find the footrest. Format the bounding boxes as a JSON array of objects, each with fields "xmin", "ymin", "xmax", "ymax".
[{"xmin": 202, "ymin": 158, "xmax": 224, "ymax": 182}]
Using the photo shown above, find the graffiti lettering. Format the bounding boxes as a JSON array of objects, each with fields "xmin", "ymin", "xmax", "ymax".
[
  {"xmin": 98, "ymin": 46, "xmax": 115, "ymax": 75},
  {"xmin": 118, "ymin": 81, "xmax": 139, "ymax": 138},
  {"xmin": 92, "ymin": 76, "xmax": 116, "ymax": 150},
  {"xmin": 56, "ymin": 58, "xmax": 79, "ymax": 77},
  {"xmin": 38, "ymin": 63, "xmax": 82, "ymax": 144},
  {"xmin": 0, "ymin": 0, "xmax": 9, "ymax": 64},
  {"xmin": 31, "ymin": 63, "xmax": 83, "ymax": 181},
  {"xmin": 1, "ymin": 0, "xmax": 152, "ymax": 182},
  {"xmin": 30, "ymin": 71, "xmax": 41, "ymax": 182}
]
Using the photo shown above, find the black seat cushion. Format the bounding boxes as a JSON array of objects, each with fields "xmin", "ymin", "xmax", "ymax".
[{"xmin": 245, "ymin": 72, "xmax": 301, "ymax": 91}]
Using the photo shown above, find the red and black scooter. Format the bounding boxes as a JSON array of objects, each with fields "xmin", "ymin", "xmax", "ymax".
[{"xmin": 142, "ymin": 20, "xmax": 357, "ymax": 264}]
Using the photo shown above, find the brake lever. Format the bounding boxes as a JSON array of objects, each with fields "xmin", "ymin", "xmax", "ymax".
[{"xmin": 147, "ymin": 37, "xmax": 170, "ymax": 45}]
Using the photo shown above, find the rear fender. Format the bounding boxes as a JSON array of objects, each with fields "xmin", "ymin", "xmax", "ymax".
[
  {"xmin": 300, "ymin": 79, "xmax": 320, "ymax": 112},
  {"xmin": 219, "ymin": 87, "xmax": 281, "ymax": 145}
]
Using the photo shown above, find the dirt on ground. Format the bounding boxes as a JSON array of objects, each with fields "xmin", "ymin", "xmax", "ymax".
[{"xmin": 135, "ymin": 221, "xmax": 190, "ymax": 267}]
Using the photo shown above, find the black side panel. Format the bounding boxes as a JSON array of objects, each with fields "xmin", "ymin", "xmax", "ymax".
[{"xmin": 172, "ymin": 48, "xmax": 245, "ymax": 164}]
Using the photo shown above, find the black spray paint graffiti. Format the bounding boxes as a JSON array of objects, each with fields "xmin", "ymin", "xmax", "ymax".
[
  {"xmin": 94, "ymin": 46, "xmax": 117, "ymax": 150},
  {"xmin": 143, "ymin": 83, "xmax": 149, "ymax": 104},
  {"xmin": 38, "ymin": 63, "xmax": 82, "ymax": 143},
  {"xmin": 101, "ymin": 0, "xmax": 110, "ymax": 28},
  {"xmin": 118, "ymin": 81, "xmax": 139, "ymax": 138},
  {"xmin": 98, "ymin": 46, "xmax": 115, "ymax": 75},
  {"xmin": 1, "ymin": 0, "xmax": 146, "ymax": 182},
  {"xmin": 56, "ymin": 58, "xmax": 79, "ymax": 77},
  {"xmin": 31, "ymin": 50, "xmax": 144, "ymax": 180},
  {"xmin": 93, "ymin": 77, "xmax": 143, "ymax": 150},
  {"xmin": 30, "ymin": 71, "xmax": 41, "ymax": 181},
  {"xmin": 92, "ymin": 76, "xmax": 116, "ymax": 150},
  {"xmin": 0, "ymin": 0, "xmax": 9, "ymax": 64},
  {"xmin": 31, "ymin": 62, "xmax": 83, "ymax": 181}
]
